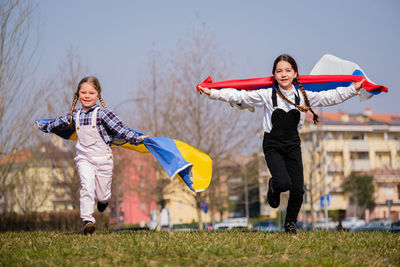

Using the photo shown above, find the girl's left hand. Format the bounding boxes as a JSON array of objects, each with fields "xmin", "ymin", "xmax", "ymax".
[
  {"xmin": 354, "ymin": 79, "xmax": 365, "ymax": 92},
  {"xmin": 197, "ymin": 86, "xmax": 211, "ymax": 96},
  {"xmin": 141, "ymin": 135, "xmax": 149, "ymax": 142}
]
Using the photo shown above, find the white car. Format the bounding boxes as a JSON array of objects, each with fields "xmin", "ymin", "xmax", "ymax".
[
  {"xmin": 213, "ymin": 217, "xmax": 249, "ymax": 230},
  {"xmin": 341, "ymin": 217, "xmax": 366, "ymax": 230},
  {"xmin": 315, "ymin": 218, "xmax": 338, "ymax": 230}
]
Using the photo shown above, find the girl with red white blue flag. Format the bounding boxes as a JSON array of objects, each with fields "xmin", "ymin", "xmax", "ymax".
[{"xmin": 197, "ymin": 54, "xmax": 387, "ymax": 233}]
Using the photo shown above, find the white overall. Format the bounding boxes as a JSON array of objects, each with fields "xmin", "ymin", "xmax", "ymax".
[{"xmin": 74, "ymin": 107, "xmax": 114, "ymax": 223}]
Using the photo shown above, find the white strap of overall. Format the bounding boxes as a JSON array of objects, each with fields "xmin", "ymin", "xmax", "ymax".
[
  {"xmin": 91, "ymin": 107, "xmax": 99, "ymax": 128},
  {"xmin": 76, "ymin": 110, "xmax": 81, "ymax": 128}
]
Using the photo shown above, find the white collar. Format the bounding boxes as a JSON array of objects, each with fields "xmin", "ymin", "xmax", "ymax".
[{"xmin": 279, "ymin": 85, "xmax": 295, "ymax": 96}]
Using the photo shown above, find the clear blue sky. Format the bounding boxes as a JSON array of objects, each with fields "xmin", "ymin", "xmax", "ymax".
[{"xmin": 34, "ymin": 0, "xmax": 400, "ymax": 114}]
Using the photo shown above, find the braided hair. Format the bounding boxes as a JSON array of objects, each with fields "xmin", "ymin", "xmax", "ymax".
[
  {"xmin": 69, "ymin": 76, "xmax": 107, "ymax": 129},
  {"xmin": 272, "ymin": 54, "xmax": 319, "ymax": 125}
]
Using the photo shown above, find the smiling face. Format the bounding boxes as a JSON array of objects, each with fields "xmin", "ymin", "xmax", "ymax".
[
  {"xmin": 79, "ymin": 82, "xmax": 99, "ymax": 111},
  {"xmin": 273, "ymin": 60, "xmax": 297, "ymax": 90}
]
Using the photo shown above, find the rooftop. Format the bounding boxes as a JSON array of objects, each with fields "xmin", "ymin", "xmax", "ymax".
[{"xmin": 305, "ymin": 108, "xmax": 400, "ymax": 126}]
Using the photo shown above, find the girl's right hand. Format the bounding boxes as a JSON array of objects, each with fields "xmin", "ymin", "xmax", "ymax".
[
  {"xmin": 197, "ymin": 86, "xmax": 211, "ymax": 96},
  {"xmin": 354, "ymin": 79, "xmax": 365, "ymax": 92}
]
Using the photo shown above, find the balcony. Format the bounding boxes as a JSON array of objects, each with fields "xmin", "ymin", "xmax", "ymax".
[
  {"xmin": 348, "ymin": 140, "xmax": 369, "ymax": 151},
  {"xmin": 350, "ymin": 159, "xmax": 371, "ymax": 171},
  {"xmin": 327, "ymin": 163, "xmax": 343, "ymax": 172}
]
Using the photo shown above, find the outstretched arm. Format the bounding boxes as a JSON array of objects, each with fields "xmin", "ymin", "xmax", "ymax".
[
  {"xmin": 101, "ymin": 109, "xmax": 148, "ymax": 145},
  {"xmin": 36, "ymin": 113, "xmax": 73, "ymax": 133},
  {"xmin": 307, "ymin": 79, "xmax": 364, "ymax": 107},
  {"xmin": 198, "ymin": 86, "xmax": 266, "ymax": 107}
]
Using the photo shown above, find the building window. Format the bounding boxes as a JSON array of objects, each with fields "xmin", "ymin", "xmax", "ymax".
[
  {"xmin": 350, "ymin": 152, "xmax": 369, "ymax": 160},
  {"xmin": 325, "ymin": 132, "xmax": 334, "ymax": 140},
  {"xmin": 384, "ymin": 185, "xmax": 394, "ymax": 196},
  {"xmin": 229, "ymin": 195, "xmax": 239, "ymax": 201},
  {"xmin": 140, "ymin": 202, "xmax": 145, "ymax": 211},
  {"xmin": 397, "ymin": 184, "xmax": 400, "ymax": 200},
  {"xmin": 229, "ymin": 177, "xmax": 242, "ymax": 184},
  {"xmin": 178, "ymin": 201, "xmax": 182, "ymax": 209}
]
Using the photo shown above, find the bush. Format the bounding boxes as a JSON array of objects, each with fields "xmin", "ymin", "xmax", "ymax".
[{"xmin": 0, "ymin": 210, "xmax": 109, "ymax": 231}]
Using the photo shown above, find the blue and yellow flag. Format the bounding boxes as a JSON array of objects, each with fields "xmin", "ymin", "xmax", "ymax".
[{"xmin": 37, "ymin": 119, "xmax": 212, "ymax": 192}]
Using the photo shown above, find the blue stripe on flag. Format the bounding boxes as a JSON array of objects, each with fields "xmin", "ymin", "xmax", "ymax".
[{"xmin": 143, "ymin": 137, "xmax": 194, "ymax": 190}]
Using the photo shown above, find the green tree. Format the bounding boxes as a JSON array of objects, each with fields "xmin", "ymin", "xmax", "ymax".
[{"xmin": 341, "ymin": 172, "xmax": 375, "ymax": 217}]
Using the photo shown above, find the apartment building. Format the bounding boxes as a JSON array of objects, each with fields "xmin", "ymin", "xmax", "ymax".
[
  {"xmin": 299, "ymin": 108, "xmax": 400, "ymax": 220},
  {"xmin": 0, "ymin": 146, "xmax": 75, "ymax": 214}
]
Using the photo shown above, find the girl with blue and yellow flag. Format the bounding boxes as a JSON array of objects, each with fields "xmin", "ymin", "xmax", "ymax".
[{"xmin": 37, "ymin": 76, "xmax": 212, "ymax": 234}]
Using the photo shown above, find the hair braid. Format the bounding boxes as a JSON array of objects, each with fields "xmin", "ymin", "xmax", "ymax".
[
  {"xmin": 273, "ymin": 80, "xmax": 309, "ymax": 112},
  {"xmin": 295, "ymin": 77, "xmax": 319, "ymax": 124},
  {"xmin": 99, "ymin": 96, "xmax": 107, "ymax": 108},
  {"xmin": 69, "ymin": 93, "xmax": 78, "ymax": 129}
]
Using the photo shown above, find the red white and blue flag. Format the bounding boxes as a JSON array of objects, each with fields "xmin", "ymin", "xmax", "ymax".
[{"xmin": 197, "ymin": 54, "xmax": 388, "ymax": 101}]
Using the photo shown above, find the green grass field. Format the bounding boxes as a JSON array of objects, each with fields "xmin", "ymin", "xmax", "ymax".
[{"xmin": 1, "ymin": 230, "xmax": 399, "ymax": 266}]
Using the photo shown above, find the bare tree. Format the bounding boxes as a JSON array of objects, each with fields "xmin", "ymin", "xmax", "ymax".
[
  {"xmin": 0, "ymin": 0, "xmax": 43, "ymax": 212},
  {"xmin": 38, "ymin": 48, "xmax": 89, "ymax": 209},
  {"xmin": 133, "ymin": 24, "xmax": 258, "ymax": 229},
  {"xmin": 228, "ymin": 155, "xmax": 261, "ymax": 218},
  {"xmin": 169, "ymin": 25, "xmax": 258, "ymax": 228},
  {"xmin": 301, "ymin": 130, "xmax": 324, "ymax": 229},
  {"xmin": 128, "ymin": 46, "xmax": 179, "ymax": 228}
]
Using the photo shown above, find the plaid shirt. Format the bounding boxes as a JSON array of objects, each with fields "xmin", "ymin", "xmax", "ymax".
[{"xmin": 39, "ymin": 105, "xmax": 143, "ymax": 145}]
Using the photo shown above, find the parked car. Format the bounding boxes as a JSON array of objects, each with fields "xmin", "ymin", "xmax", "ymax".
[
  {"xmin": 296, "ymin": 221, "xmax": 312, "ymax": 231},
  {"xmin": 253, "ymin": 221, "xmax": 280, "ymax": 232},
  {"xmin": 314, "ymin": 218, "xmax": 338, "ymax": 230},
  {"xmin": 390, "ymin": 221, "xmax": 400, "ymax": 233},
  {"xmin": 213, "ymin": 217, "xmax": 249, "ymax": 230},
  {"xmin": 341, "ymin": 217, "xmax": 366, "ymax": 231},
  {"xmin": 350, "ymin": 218, "xmax": 391, "ymax": 232},
  {"xmin": 171, "ymin": 225, "xmax": 198, "ymax": 231}
]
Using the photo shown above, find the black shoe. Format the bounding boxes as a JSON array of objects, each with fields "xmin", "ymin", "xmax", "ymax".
[
  {"xmin": 284, "ymin": 221, "xmax": 297, "ymax": 234},
  {"xmin": 267, "ymin": 178, "xmax": 280, "ymax": 208},
  {"xmin": 83, "ymin": 221, "xmax": 95, "ymax": 235},
  {"xmin": 97, "ymin": 202, "xmax": 108, "ymax": 212}
]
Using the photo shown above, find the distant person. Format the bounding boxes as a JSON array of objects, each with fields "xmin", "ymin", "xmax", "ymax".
[
  {"xmin": 337, "ymin": 221, "xmax": 344, "ymax": 231},
  {"xmin": 160, "ymin": 200, "xmax": 172, "ymax": 230},
  {"xmin": 37, "ymin": 76, "xmax": 148, "ymax": 234},
  {"xmin": 197, "ymin": 54, "xmax": 365, "ymax": 233}
]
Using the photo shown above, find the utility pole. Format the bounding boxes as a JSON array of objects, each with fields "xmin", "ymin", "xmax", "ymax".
[{"xmin": 244, "ymin": 171, "xmax": 249, "ymax": 221}]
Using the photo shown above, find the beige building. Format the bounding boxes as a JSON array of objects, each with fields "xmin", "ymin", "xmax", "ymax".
[
  {"xmin": 366, "ymin": 169, "xmax": 400, "ymax": 221},
  {"xmin": 0, "ymin": 146, "xmax": 75, "ymax": 214},
  {"xmin": 300, "ymin": 108, "xmax": 400, "ymax": 221}
]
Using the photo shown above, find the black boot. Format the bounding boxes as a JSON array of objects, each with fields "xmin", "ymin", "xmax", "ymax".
[
  {"xmin": 267, "ymin": 178, "xmax": 280, "ymax": 208},
  {"xmin": 284, "ymin": 221, "xmax": 297, "ymax": 234},
  {"xmin": 97, "ymin": 202, "xmax": 108, "ymax": 212},
  {"xmin": 83, "ymin": 221, "xmax": 95, "ymax": 235}
]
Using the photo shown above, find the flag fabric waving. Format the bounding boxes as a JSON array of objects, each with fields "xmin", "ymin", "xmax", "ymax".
[
  {"xmin": 196, "ymin": 54, "xmax": 388, "ymax": 101},
  {"xmin": 36, "ymin": 119, "xmax": 212, "ymax": 193}
]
